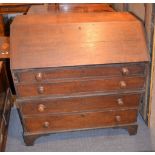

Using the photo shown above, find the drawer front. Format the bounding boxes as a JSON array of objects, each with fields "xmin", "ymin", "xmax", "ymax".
[
  {"xmin": 14, "ymin": 64, "xmax": 145, "ymax": 83},
  {"xmin": 19, "ymin": 93, "xmax": 141, "ymax": 115},
  {"xmin": 23, "ymin": 109, "xmax": 137, "ymax": 133},
  {"xmin": 16, "ymin": 76, "xmax": 145, "ymax": 97}
]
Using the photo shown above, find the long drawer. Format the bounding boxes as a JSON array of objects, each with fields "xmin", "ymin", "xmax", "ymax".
[
  {"xmin": 19, "ymin": 93, "xmax": 141, "ymax": 115},
  {"xmin": 16, "ymin": 76, "xmax": 145, "ymax": 97},
  {"xmin": 13, "ymin": 63, "xmax": 145, "ymax": 83},
  {"xmin": 23, "ymin": 109, "xmax": 137, "ymax": 133}
]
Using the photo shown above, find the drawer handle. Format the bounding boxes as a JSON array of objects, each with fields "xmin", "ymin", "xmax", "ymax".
[
  {"xmin": 115, "ymin": 115, "xmax": 121, "ymax": 122},
  {"xmin": 38, "ymin": 86, "xmax": 44, "ymax": 94},
  {"xmin": 117, "ymin": 98, "xmax": 124, "ymax": 105},
  {"xmin": 38, "ymin": 104, "xmax": 46, "ymax": 112},
  {"xmin": 119, "ymin": 81, "xmax": 127, "ymax": 89},
  {"xmin": 122, "ymin": 67, "xmax": 129, "ymax": 76},
  {"xmin": 35, "ymin": 72, "xmax": 43, "ymax": 81},
  {"xmin": 43, "ymin": 121, "xmax": 50, "ymax": 128}
]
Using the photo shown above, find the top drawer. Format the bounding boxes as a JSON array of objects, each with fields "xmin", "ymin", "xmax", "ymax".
[{"xmin": 13, "ymin": 63, "xmax": 145, "ymax": 83}]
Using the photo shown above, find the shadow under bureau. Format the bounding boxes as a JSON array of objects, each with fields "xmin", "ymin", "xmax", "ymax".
[{"xmin": 10, "ymin": 12, "xmax": 150, "ymax": 146}]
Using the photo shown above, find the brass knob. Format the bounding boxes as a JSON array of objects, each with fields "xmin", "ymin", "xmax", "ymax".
[
  {"xmin": 35, "ymin": 72, "xmax": 43, "ymax": 81},
  {"xmin": 38, "ymin": 104, "xmax": 46, "ymax": 112},
  {"xmin": 117, "ymin": 98, "xmax": 124, "ymax": 105},
  {"xmin": 122, "ymin": 67, "xmax": 129, "ymax": 76},
  {"xmin": 119, "ymin": 81, "xmax": 127, "ymax": 89},
  {"xmin": 38, "ymin": 86, "xmax": 44, "ymax": 94},
  {"xmin": 43, "ymin": 121, "xmax": 49, "ymax": 128},
  {"xmin": 115, "ymin": 115, "xmax": 121, "ymax": 122}
]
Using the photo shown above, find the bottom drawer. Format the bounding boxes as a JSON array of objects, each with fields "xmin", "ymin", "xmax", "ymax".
[{"xmin": 23, "ymin": 109, "xmax": 137, "ymax": 133}]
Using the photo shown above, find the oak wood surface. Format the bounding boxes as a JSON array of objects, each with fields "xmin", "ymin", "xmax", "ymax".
[
  {"xmin": 27, "ymin": 4, "xmax": 115, "ymax": 15},
  {"xmin": 23, "ymin": 109, "xmax": 137, "ymax": 133},
  {"xmin": 0, "ymin": 3, "xmax": 39, "ymax": 14},
  {"xmin": 19, "ymin": 93, "xmax": 141, "ymax": 115},
  {"xmin": 0, "ymin": 37, "xmax": 9, "ymax": 59},
  {"xmin": 14, "ymin": 63, "xmax": 145, "ymax": 83},
  {"xmin": 0, "ymin": 15, "xmax": 4, "ymax": 36},
  {"xmin": 10, "ymin": 12, "xmax": 149, "ymax": 70},
  {"xmin": 58, "ymin": 4, "xmax": 115, "ymax": 12},
  {"xmin": 15, "ymin": 76, "xmax": 145, "ymax": 97},
  {"xmin": 10, "ymin": 12, "xmax": 150, "ymax": 145}
]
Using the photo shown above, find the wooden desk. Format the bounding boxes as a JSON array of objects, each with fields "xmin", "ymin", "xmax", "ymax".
[{"xmin": 10, "ymin": 12, "xmax": 149, "ymax": 146}]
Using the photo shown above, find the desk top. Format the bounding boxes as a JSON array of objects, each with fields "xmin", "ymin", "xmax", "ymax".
[{"xmin": 10, "ymin": 12, "xmax": 150, "ymax": 70}]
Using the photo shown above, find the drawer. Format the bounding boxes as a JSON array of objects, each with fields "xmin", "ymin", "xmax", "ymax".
[
  {"xmin": 13, "ymin": 63, "xmax": 145, "ymax": 83},
  {"xmin": 23, "ymin": 109, "xmax": 137, "ymax": 133},
  {"xmin": 16, "ymin": 76, "xmax": 145, "ymax": 97},
  {"xmin": 19, "ymin": 93, "xmax": 141, "ymax": 115}
]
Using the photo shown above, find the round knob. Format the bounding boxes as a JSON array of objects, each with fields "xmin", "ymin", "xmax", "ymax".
[
  {"xmin": 43, "ymin": 121, "xmax": 49, "ymax": 128},
  {"xmin": 115, "ymin": 115, "xmax": 121, "ymax": 122},
  {"xmin": 122, "ymin": 67, "xmax": 129, "ymax": 76},
  {"xmin": 38, "ymin": 104, "xmax": 46, "ymax": 112},
  {"xmin": 119, "ymin": 81, "xmax": 127, "ymax": 89},
  {"xmin": 38, "ymin": 86, "xmax": 44, "ymax": 94},
  {"xmin": 35, "ymin": 72, "xmax": 43, "ymax": 81},
  {"xmin": 117, "ymin": 98, "xmax": 124, "ymax": 105}
]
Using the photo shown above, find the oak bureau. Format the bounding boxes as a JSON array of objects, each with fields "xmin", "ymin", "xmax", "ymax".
[{"xmin": 10, "ymin": 12, "xmax": 150, "ymax": 146}]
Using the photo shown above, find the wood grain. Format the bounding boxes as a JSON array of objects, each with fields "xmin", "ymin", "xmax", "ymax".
[
  {"xmin": 23, "ymin": 109, "xmax": 137, "ymax": 133},
  {"xmin": 15, "ymin": 63, "xmax": 145, "ymax": 83},
  {"xmin": 19, "ymin": 93, "xmax": 141, "ymax": 115},
  {"xmin": 10, "ymin": 12, "xmax": 150, "ymax": 145},
  {"xmin": 27, "ymin": 4, "xmax": 115, "ymax": 15},
  {"xmin": 16, "ymin": 76, "xmax": 145, "ymax": 97},
  {"xmin": 0, "ymin": 37, "xmax": 10, "ymax": 59},
  {"xmin": 10, "ymin": 13, "xmax": 149, "ymax": 70},
  {"xmin": 0, "ymin": 15, "xmax": 4, "ymax": 36},
  {"xmin": 58, "ymin": 4, "xmax": 115, "ymax": 12}
]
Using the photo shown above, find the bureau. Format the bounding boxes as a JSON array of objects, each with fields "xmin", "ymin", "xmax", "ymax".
[{"xmin": 10, "ymin": 12, "xmax": 150, "ymax": 146}]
